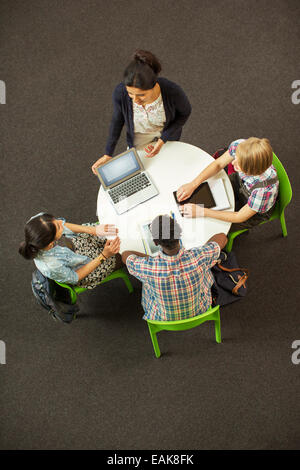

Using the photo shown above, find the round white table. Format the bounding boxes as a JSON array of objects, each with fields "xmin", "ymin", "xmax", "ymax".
[{"xmin": 97, "ymin": 141, "xmax": 234, "ymax": 252}]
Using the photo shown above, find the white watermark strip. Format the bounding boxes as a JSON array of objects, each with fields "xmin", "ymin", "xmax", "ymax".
[
  {"xmin": 0, "ymin": 340, "xmax": 6, "ymax": 364},
  {"xmin": 0, "ymin": 80, "xmax": 6, "ymax": 104}
]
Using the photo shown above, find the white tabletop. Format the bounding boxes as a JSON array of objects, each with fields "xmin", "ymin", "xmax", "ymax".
[{"xmin": 96, "ymin": 141, "xmax": 234, "ymax": 253}]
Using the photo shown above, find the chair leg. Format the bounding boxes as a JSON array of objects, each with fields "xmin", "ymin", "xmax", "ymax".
[
  {"xmin": 280, "ymin": 212, "xmax": 288, "ymax": 237},
  {"xmin": 226, "ymin": 229, "xmax": 248, "ymax": 252},
  {"xmin": 148, "ymin": 324, "xmax": 161, "ymax": 358},
  {"xmin": 70, "ymin": 289, "xmax": 77, "ymax": 305},
  {"xmin": 100, "ymin": 268, "xmax": 133, "ymax": 293},
  {"xmin": 214, "ymin": 311, "xmax": 221, "ymax": 343},
  {"xmin": 225, "ymin": 234, "xmax": 234, "ymax": 253}
]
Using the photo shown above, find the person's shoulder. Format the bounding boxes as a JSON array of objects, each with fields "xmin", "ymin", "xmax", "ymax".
[
  {"xmin": 266, "ymin": 164, "xmax": 278, "ymax": 178},
  {"xmin": 252, "ymin": 165, "xmax": 278, "ymax": 192},
  {"xmin": 158, "ymin": 77, "xmax": 184, "ymax": 93},
  {"xmin": 228, "ymin": 138, "xmax": 245, "ymax": 156},
  {"xmin": 33, "ymin": 256, "xmax": 55, "ymax": 278},
  {"xmin": 112, "ymin": 82, "xmax": 127, "ymax": 99},
  {"xmin": 35, "ymin": 247, "xmax": 63, "ymax": 264},
  {"xmin": 190, "ymin": 242, "xmax": 219, "ymax": 255},
  {"xmin": 127, "ymin": 254, "xmax": 151, "ymax": 267},
  {"xmin": 229, "ymin": 138, "xmax": 245, "ymax": 147},
  {"xmin": 250, "ymin": 164, "xmax": 278, "ymax": 184},
  {"xmin": 188, "ymin": 243, "xmax": 220, "ymax": 266}
]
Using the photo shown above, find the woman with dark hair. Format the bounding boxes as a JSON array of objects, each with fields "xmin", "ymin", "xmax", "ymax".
[
  {"xmin": 91, "ymin": 49, "xmax": 191, "ymax": 174},
  {"xmin": 19, "ymin": 213, "xmax": 123, "ymax": 289}
]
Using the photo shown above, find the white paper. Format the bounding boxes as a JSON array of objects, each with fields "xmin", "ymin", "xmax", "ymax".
[{"xmin": 208, "ymin": 178, "xmax": 231, "ymax": 211}]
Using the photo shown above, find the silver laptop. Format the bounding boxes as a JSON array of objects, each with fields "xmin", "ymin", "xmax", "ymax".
[{"xmin": 96, "ymin": 147, "xmax": 159, "ymax": 215}]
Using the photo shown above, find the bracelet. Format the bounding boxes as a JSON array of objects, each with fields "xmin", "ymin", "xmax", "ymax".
[{"xmin": 101, "ymin": 251, "xmax": 107, "ymax": 260}]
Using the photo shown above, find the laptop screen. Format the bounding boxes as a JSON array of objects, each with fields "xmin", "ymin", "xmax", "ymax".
[{"xmin": 97, "ymin": 150, "xmax": 140, "ymax": 187}]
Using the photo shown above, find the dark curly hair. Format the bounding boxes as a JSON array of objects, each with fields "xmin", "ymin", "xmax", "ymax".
[{"xmin": 150, "ymin": 215, "xmax": 182, "ymax": 250}]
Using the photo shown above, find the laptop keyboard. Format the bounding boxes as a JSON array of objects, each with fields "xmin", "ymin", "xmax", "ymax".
[{"xmin": 108, "ymin": 173, "xmax": 151, "ymax": 204}]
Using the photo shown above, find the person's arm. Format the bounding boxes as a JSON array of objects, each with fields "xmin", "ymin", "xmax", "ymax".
[
  {"xmin": 75, "ymin": 237, "xmax": 120, "ymax": 281},
  {"xmin": 122, "ymin": 250, "xmax": 150, "ymax": 283},
  {"xmin": 191, "ymin": 234, "xmax": 227, "ymax": 270},
  {"xmin": 204, "ymin": 204, "xmax": 256, "ymax": 224},
  {"xmin": 91, "ymin": 85, "xmax": 125, "ymax": 174},
  {"xmin": 176, "ymin": 150, "xmax": 233, "ymax": 202},
  {"xmin": 64, "ymin": 222, "xmax": 118, "ymax": 237},
  {"xmin": 65, "ymin": 222, "xmax": 97, "ymax": 235},
  {"xmin": 105, "ymin": 84, "xmax": 125, "ymax": 156},
  {"xmin": 122, "ymin": 250, "xmax": 149, "ymax": 264},
  {"xmin": 160, "ymin": 83, "xmax": 191, "ymax": 143},
  {"xmin": 206, "ymin": 233, "xmax": 228, "ymax": 251},
  {"xmin": 180, "ymin": 203, "xmax": 256, "ymax": 224}
]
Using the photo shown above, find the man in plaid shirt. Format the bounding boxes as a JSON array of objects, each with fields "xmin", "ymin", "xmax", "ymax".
[{"xmin": 122, "ymin": 215, "xmax": 227, "ymax": 321}]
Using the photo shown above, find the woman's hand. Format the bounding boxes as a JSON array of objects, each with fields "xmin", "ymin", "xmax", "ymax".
[
  {"xmin": 179, "ymin": 204, "xmax": 205, "ymax": 218},
  {"xmin": 91, "ymin": 155, "xmax": 112, "ymax": 175},
  {"xmin": 176, "ymin": 182, "xmax": 196, "ymax": 202},
  {"xmin": 76, "ymin": 236, "xmax": 120, "ymax": 280},
  {"xmin": 144, "ymin": 139, "xmax": 164, "ymax": 158},
  {"xmin": 95, "ymin": 224, "xmax": 118, "ymax": 237},
  {"xmin": 102, "ymin": 237, "xmax": 121, "ymax": 258}
]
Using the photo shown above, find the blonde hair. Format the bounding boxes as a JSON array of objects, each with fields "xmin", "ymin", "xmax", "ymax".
[{"xmin": 236, "ymin": 137, "xmax": 273, "ymax": 175}]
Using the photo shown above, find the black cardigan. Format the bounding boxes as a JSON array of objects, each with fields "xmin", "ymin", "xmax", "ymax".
[{"xmin": 105, "ymin": 77, "xmax": 192, "ymax": 156}]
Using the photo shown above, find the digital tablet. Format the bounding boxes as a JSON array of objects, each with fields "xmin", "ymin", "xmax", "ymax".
[
  {"xmin": 173, "ymin": 182, "xmax": 216, "ymax": 208},
  {"xmin": 139, "ymin": 222, "xmax": 160, "ymax": 256}
]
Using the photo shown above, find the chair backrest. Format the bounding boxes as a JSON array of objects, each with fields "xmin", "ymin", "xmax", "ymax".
[
  {"xmin": 272, "ymin": 153, "xmax": 292, "ymax": 214},
  {"xmin": 147, "ymin": 305, "xmax": 220, "ymax": 333}
]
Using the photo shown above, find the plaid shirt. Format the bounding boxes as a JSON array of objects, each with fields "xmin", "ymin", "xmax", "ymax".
[
  {"xmin": 126, "ymin": 242, "xmax": 220, "ymax": 321},
  {"xmin": 229, "ymin": 139, "xmax": 279, "ymax": 213}
]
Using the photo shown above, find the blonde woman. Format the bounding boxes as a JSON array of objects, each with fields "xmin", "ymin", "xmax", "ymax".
[{"xmin": 177, "ymin": 137, "xmax": 279, "ymax": 232}]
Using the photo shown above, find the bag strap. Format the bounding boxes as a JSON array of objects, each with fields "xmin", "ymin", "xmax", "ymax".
[
  {"xmin": 218, "ymin": 264, "xmax": 249, "ymax": 296},
  {"xmin": 250, "ymin": 176, "xmax": 278, "ymax": 191},
  {"xmin": 217, "ymin": 264, "xmax": 249, "ymax": 275},
  {"xmin": 232, "ymin": 273, "xmax": 248, "ymax": 295}
]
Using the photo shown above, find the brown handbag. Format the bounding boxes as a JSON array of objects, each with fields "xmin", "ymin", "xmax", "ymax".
[
  {"xmin": 216, "ymin": 263, "xmax": 249, "ymax": 296},
  {"xmin": 211, "ymin": 251, "xmax": 249, "ymax": 306}
]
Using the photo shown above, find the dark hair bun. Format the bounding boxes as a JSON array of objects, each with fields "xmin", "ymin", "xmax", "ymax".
[
  {"xmin": 18, "ymin": 241, "xmax": 39, "ymax": 260},
  {"xmin": 133, "ymin": 49, "xmax": 162, "ymax": 75},
  {"xmin": 19, "ymin": 213, "xmax": 56, "ymax": 261}
]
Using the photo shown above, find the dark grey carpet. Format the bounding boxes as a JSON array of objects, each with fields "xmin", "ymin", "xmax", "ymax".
[{"xmin": 1, "ymin": 0, "xmax": 300, "ymax": 450}]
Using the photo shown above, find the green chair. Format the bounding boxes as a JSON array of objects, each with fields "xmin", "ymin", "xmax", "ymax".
[
  {"xmin": 147, "ymin": 305, "xmax": 221, "ymax": 358},
  {"xmin": 55, "ymin": 267, "xmax": 133, "ymax": 305},
  {"xmin": 226, "ymin": 153, "xmax": 292, "ymax": 252}
]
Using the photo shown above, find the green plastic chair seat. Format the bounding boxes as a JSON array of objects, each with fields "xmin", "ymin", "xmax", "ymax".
[
  {"xmin": 226, "ymin": 153, "xmax": 292, "ymax": 252},
  {"xmin": 55, "ymin": 267, "xmax": 133, "ymax": 304},
  {"xmin": 147, "ymin": 304, "xmax": 221, "ymax": 358}
]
